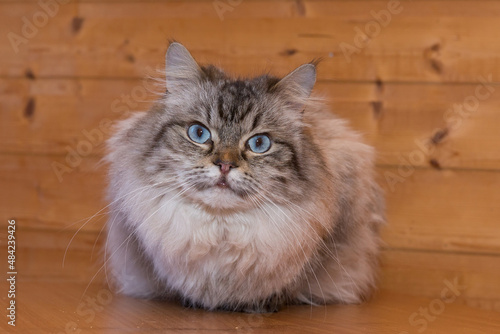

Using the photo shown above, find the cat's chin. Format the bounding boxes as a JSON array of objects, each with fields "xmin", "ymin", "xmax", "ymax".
[{"xmin": 189, "ymin": 186, "xmax": 253, "ymax": 211}]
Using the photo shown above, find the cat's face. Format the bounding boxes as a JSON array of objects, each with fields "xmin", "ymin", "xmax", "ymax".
[{"xmin": 142, "ymin": 43, "xmax": 317, "ymax": 211}]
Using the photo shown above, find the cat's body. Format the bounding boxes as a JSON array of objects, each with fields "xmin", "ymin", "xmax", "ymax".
[{"xmin": 106, "ymin": 43, "xmax": 385, "ymax": 312}]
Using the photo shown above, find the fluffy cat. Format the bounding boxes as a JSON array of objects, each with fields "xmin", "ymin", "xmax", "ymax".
[{"xmin": 105, "ymin": 42, "xmax": 385, "ymax": 312}]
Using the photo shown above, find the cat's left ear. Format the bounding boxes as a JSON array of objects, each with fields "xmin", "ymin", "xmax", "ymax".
[
  {"xmin": 275, "ymin": 63, "xmax": 316, "ymax": 101},
  {"xmin": 165, "ymin": 42, "xmax": 201, "ymax": 92}
]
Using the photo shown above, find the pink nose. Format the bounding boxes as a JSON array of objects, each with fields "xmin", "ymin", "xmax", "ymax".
[{"xmin": 214, "ymin": 160, "xmax": 237, "ymax": 175}]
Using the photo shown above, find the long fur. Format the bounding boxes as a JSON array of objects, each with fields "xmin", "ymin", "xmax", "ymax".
[{"xmin": 105, "ymin": 43, "xmax": 385, "ymax": 312}]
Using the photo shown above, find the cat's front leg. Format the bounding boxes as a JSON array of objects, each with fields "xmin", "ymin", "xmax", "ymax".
[
  {"xmin": 105, "ymin": 215, "xmax": 159, "ymax": 298},
  {"xmin": 298, "ymin": 221, "xmax": 381, "ymax": 305}
]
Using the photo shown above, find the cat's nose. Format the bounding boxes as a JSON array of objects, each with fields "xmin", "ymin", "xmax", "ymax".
[{"xmin": 213, "ymin": 159, "xmax": 237, "ymax": 175}]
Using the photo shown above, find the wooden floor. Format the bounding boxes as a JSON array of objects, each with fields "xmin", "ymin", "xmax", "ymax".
[{"xmin": 2, "ymin": 281, "xmax": 499, "ymax": 333}]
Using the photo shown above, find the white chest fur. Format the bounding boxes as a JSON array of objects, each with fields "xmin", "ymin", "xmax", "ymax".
[{"xmin": 124, "ymin": 188, "xmax": 320, "ymax": 306}]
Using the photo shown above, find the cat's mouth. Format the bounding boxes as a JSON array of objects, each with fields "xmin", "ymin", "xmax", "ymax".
[
  {"xmin": 216, "ymin": 176, "xmax": 230, "ymax": 189},
  {"xmin": 213, "ymin": 177, "xmax": 250, "ymax": 199}
]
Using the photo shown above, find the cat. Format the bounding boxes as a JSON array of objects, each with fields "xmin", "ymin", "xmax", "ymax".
[{"xmin": 105, "ymin": 42, "xmax": 385, "ymax": 313}]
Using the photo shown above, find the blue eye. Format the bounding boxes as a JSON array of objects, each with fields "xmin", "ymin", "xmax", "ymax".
[
  {"xmin": 187, "ymin": 124, "xmax": 211, "ymax": 144},
  {"xmin": 247, "ymin": 134, "xmax": 271, "ymax": 153}
]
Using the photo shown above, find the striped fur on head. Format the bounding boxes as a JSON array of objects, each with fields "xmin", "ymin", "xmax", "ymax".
[{"xmin": 137, "ymin": 42, "xmax": 322, "ymax": 211}]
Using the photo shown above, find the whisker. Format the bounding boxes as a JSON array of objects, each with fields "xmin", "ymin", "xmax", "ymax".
[
  {"xmin": 63, "ymin": 180, "xmax": 172, "ymax": 267},
  {"xmin": 86, "ymin": 181, "xmax": 198, "ymax": 298}
]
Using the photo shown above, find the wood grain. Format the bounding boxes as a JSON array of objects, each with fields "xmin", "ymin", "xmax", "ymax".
[
  {"xmin": 2, "ymin": 1, "xmax": 500, "ymax": 82},
  {"xmin": 381, "ymin": 168, "xmax": 500, "ymax": 254},
  {"xmin": 0, "ymin": 155, "xmax": 107, "ymax": 231},
  {"xmin": 2, "ymin": 78, "xmax": 500, "ymax": 169},
  {"xmin": 379, "ymin": 249, "xmax": 500, "ymax": 307},
  {"xmin": 2, "ymin": 275, "xmax": 499, "ymax": 333}
]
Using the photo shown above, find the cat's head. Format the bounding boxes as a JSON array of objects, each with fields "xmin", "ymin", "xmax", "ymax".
[{"xmin": 139, "ymin": 43, "xmax": 321, "ymax": 211}]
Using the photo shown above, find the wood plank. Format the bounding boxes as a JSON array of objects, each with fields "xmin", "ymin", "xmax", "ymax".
[
  {"xmin": 2, "ymin": 1, "xmax": 500, "ymax": 82},
  {"xmin": 0, "ymin": 155, "xmax": 108, "ymax": 232},
  {"xmin": 5, "ymin": 281, "xmax": 499, "ymax": 333},
  {"xmin": 1, "ymin": 154, "xmax": 500, "ymax": 254},
  {"xmin": 380, "ymin": 168, "xmax": 500, "ymax": 254},
  {"xmin": 0, "ymin": 78, "xmax": 152, "ymax": 156},
  {"xmin": 2, "ymin": 78, "xmax": 500, "ymax": 170},
  {"xmin": 379, "ymin": 249, "xmax": 500, "ymax": 312}
]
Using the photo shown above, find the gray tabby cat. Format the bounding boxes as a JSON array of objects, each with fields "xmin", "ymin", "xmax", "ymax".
[{"xmin": 105, "ymin": 42, "xmax": 385, "ymax": 312}]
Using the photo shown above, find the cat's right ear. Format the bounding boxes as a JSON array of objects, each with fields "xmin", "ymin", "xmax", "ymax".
[{"xmin": 165, "ymin": 42, "xmax": 201, "ymax": 92}]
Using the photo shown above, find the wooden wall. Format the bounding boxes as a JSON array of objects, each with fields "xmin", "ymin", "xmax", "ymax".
[{"xmin": 1, "ymin": 0, "xmax": 499, "ymax": 312}]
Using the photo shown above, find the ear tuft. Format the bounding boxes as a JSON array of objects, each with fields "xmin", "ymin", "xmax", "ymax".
[{"xmin": 165, "ymin": 42, "xmax": 201, "ymax": 91}]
